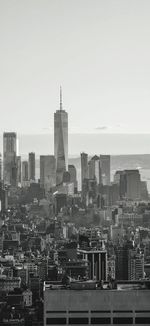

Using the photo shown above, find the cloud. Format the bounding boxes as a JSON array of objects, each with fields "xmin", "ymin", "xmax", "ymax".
[{"xmin": 95, "ymin": 126, "xmax": 108, "ymax": 131}]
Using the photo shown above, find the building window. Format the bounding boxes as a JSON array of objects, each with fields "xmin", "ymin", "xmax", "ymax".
[
  {"xmin": 113, "ymin": 317, "xmax": 133, "ymax": 324},
  {"xmin": 69, "ymin": 311, "xmax": 88, "ymax": 314},
  {"xmin": 46, "ymin": 318, "xmax": 66, "ymax": 324},
  {"xmin": 91, "ymin": 317, "xmax": 111, "ymax": 324},
  {"xmin": 91, "ymin": 311, "xmax": 111, "ymax": 314},
  {"xmin": 46, "ymin": 311, "xmax": 66, "ymax": 314},
  {"xmin": 69, "ymin": 317, "xmax": 89, "ymax": 324},
  {"xmin": 135, "ymin": 317, "xmax": 150, "ymax": 324}
]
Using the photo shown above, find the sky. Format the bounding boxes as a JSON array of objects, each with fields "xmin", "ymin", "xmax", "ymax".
[{"xmin": 1, "ymin": 0, "xmax": 150, "ymax": 137}]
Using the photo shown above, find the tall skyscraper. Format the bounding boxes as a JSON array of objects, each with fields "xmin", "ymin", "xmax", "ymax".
[
  {"xmin": 40, "ymin": 155, "xmax": 56, "ymax": 192},
  {"xmin": 128, "ymin": 249, "xmax": 144, "ymax": 280},
  {"xmin": 100, "ymin": 155, "xmax": 110, "ymax": 185},
  {"xmin": 16, "ymin": 156, "xmax": 21, "ymax": 186},
  {"xmin": 81, "ymin": 152, "xmax": 88, "ymax": 190},
  {"xmin": 88, "ymin": 155, "xmax": 100, "ymax": 184},
  {"xmin": 68, "ymin": 164, "xmax": 78, "ymax": 192},
  {"xmin": 28, "ymin": 152, "xmax": 35, "ymax": 181},
  {"xmin": 120, "ymin": 170, "xmax": 141, "ymax": 200},
  {"xmin": 3, "ymin": 132, "xmax": 17, "ymax": 186},
  {"xmin": 22, "ymin": 161, "xmax": 28, "ymax": 182},
  {"xmin": 54, "ymin": 87, "xmax": 68, "ymax": 185}
]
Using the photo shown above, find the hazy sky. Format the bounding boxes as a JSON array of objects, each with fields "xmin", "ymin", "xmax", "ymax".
[{"xmin": 1, "ymin": 0, "xmax": 150, "ymax": 135}]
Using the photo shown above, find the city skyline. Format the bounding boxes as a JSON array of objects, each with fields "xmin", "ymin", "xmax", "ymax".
[{"xmin": 1, "ymin": 2, "xmax": 150, "ymax": 325}]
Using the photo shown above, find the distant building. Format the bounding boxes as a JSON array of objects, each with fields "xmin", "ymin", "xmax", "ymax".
[
  {"xmin": 22, "ymin": 161, "xmax": 28, "ymax": 182},
  {"xmin": 114, "ymin": 170, "xmax": 124, "ymax": 184},
  {"xmin": 40, "ymin": 155, "xmax": 56, "ymax": 191},
  {"xmin": 120, "ymin": 170, "xmax": 141, "ymax": 200},
  {"xmin": 81, "ymin": 152, "xmax": 88, "ymax": 190},
  {"xmin": 82, "ymin": 178, "xmax": 97, "ymax": 206},
  {"xmin": 88, "ymin": 155, "xmax": 100, "ymax": 184},
  {"xmin": 100, "ymin": 155, "xmax": 110, "ymax": 185},
  {"xmin": 63, "ymin": 171, "xmax": 71, "ymax": 183},
  {"xmin": 16, "ymin": 156, "xmax": 21, "ymax": 186},
  {"xmin": 55, "ymin": 193, "xmax": 67, "ymax": 214},
  {"xmin": 28, "ymin": 152, "xmax": 35, "ymax": 181},
  {"xmin": 3, "ymin": 132, "xmax": 17, "ymax": 186},
  {"xmin": 68, "ymin": 165, "xmax": 78, "ymax": 192},
  {"xmin": 54, "ymin": 87, "xmax": 68, "ymax": 185}
]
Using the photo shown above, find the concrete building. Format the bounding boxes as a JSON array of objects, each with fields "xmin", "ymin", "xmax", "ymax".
[
  {"xmin": 28, "ymin": 152, "xmax": 35, "ymax": 181},
  {"xmin": 3, "ymin": 132, "xmax": 17, "ymax": 186},
  {"xmin": 54, "ymin": 87, "xmax": 68, "ymax": 185},
  {"xmin": 40, "ymin": 155, "xmax": 56, "ymax": 192},
  {"xmin": 44, "ymin": 281, "xmax": 150, "ymax": 326},
  {"xmin": 100, "ymin": 155, "xmax": 110, "ymax": 185}
]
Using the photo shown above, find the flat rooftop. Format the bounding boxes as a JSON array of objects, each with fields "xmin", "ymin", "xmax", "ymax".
[{"xmin": 44, "ymin": 280, "xmax": 150, "ymax": 291}]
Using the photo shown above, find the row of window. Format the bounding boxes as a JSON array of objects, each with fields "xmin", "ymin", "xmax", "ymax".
[
  {"xmin": 46, "ymin": 310, "xmax": 150, "ymax": 314},
  {"xmin": 46, "ymin": 317, "xmax": 150, "ymax": 324}
]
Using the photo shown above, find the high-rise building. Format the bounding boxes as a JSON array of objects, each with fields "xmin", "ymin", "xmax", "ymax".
[
  {"xmin": 54, "ymin": 87, "xmax": 68, "ymax": 185},
  {"xmin": 81, "ymin": 152, "xmax": 88, "ymax": 189},
  {"xmin": 115, "ymin": 241, "xmax": 133, "ymax": 280},
  {"xmin": 128, "ymin": 249, "xmax": 144, "ymax": 280},
  {"xmin": 88, "ymin": 155, "xmax": 100, "ymax": 184},
  {"xmin": 68, "ymin": 165, "xmax": 78, "ymax": 192},
  {"xmin": 40, "ymin": 155, "xmax": 56, "ymax": 192},
  {"xmin": 16, "ymin": 156, "xmax": 21, "ymax": 186},
  {"xmin": 100, "ymin": 155, "xmax": 110, "ymax": 185},
  {"xmin": 120, "ymin": 170, "xmax": 141, "ymax": 200},
  {"xmin": 3, "ymin": 132, "xmax": 17, "ymax": 186},
  {"xmin": 28, "ymin": 152, "xmax": 35, "ymax": 181},
  {"xmin": 22, "ymin": 161, "xmax": 28, "ymax": 182}
]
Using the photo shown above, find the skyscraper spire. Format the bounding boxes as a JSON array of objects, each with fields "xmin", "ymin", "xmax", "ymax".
[{"xmin": 60, "ymin": 86, "xmax": 63, "ymax": 111}]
